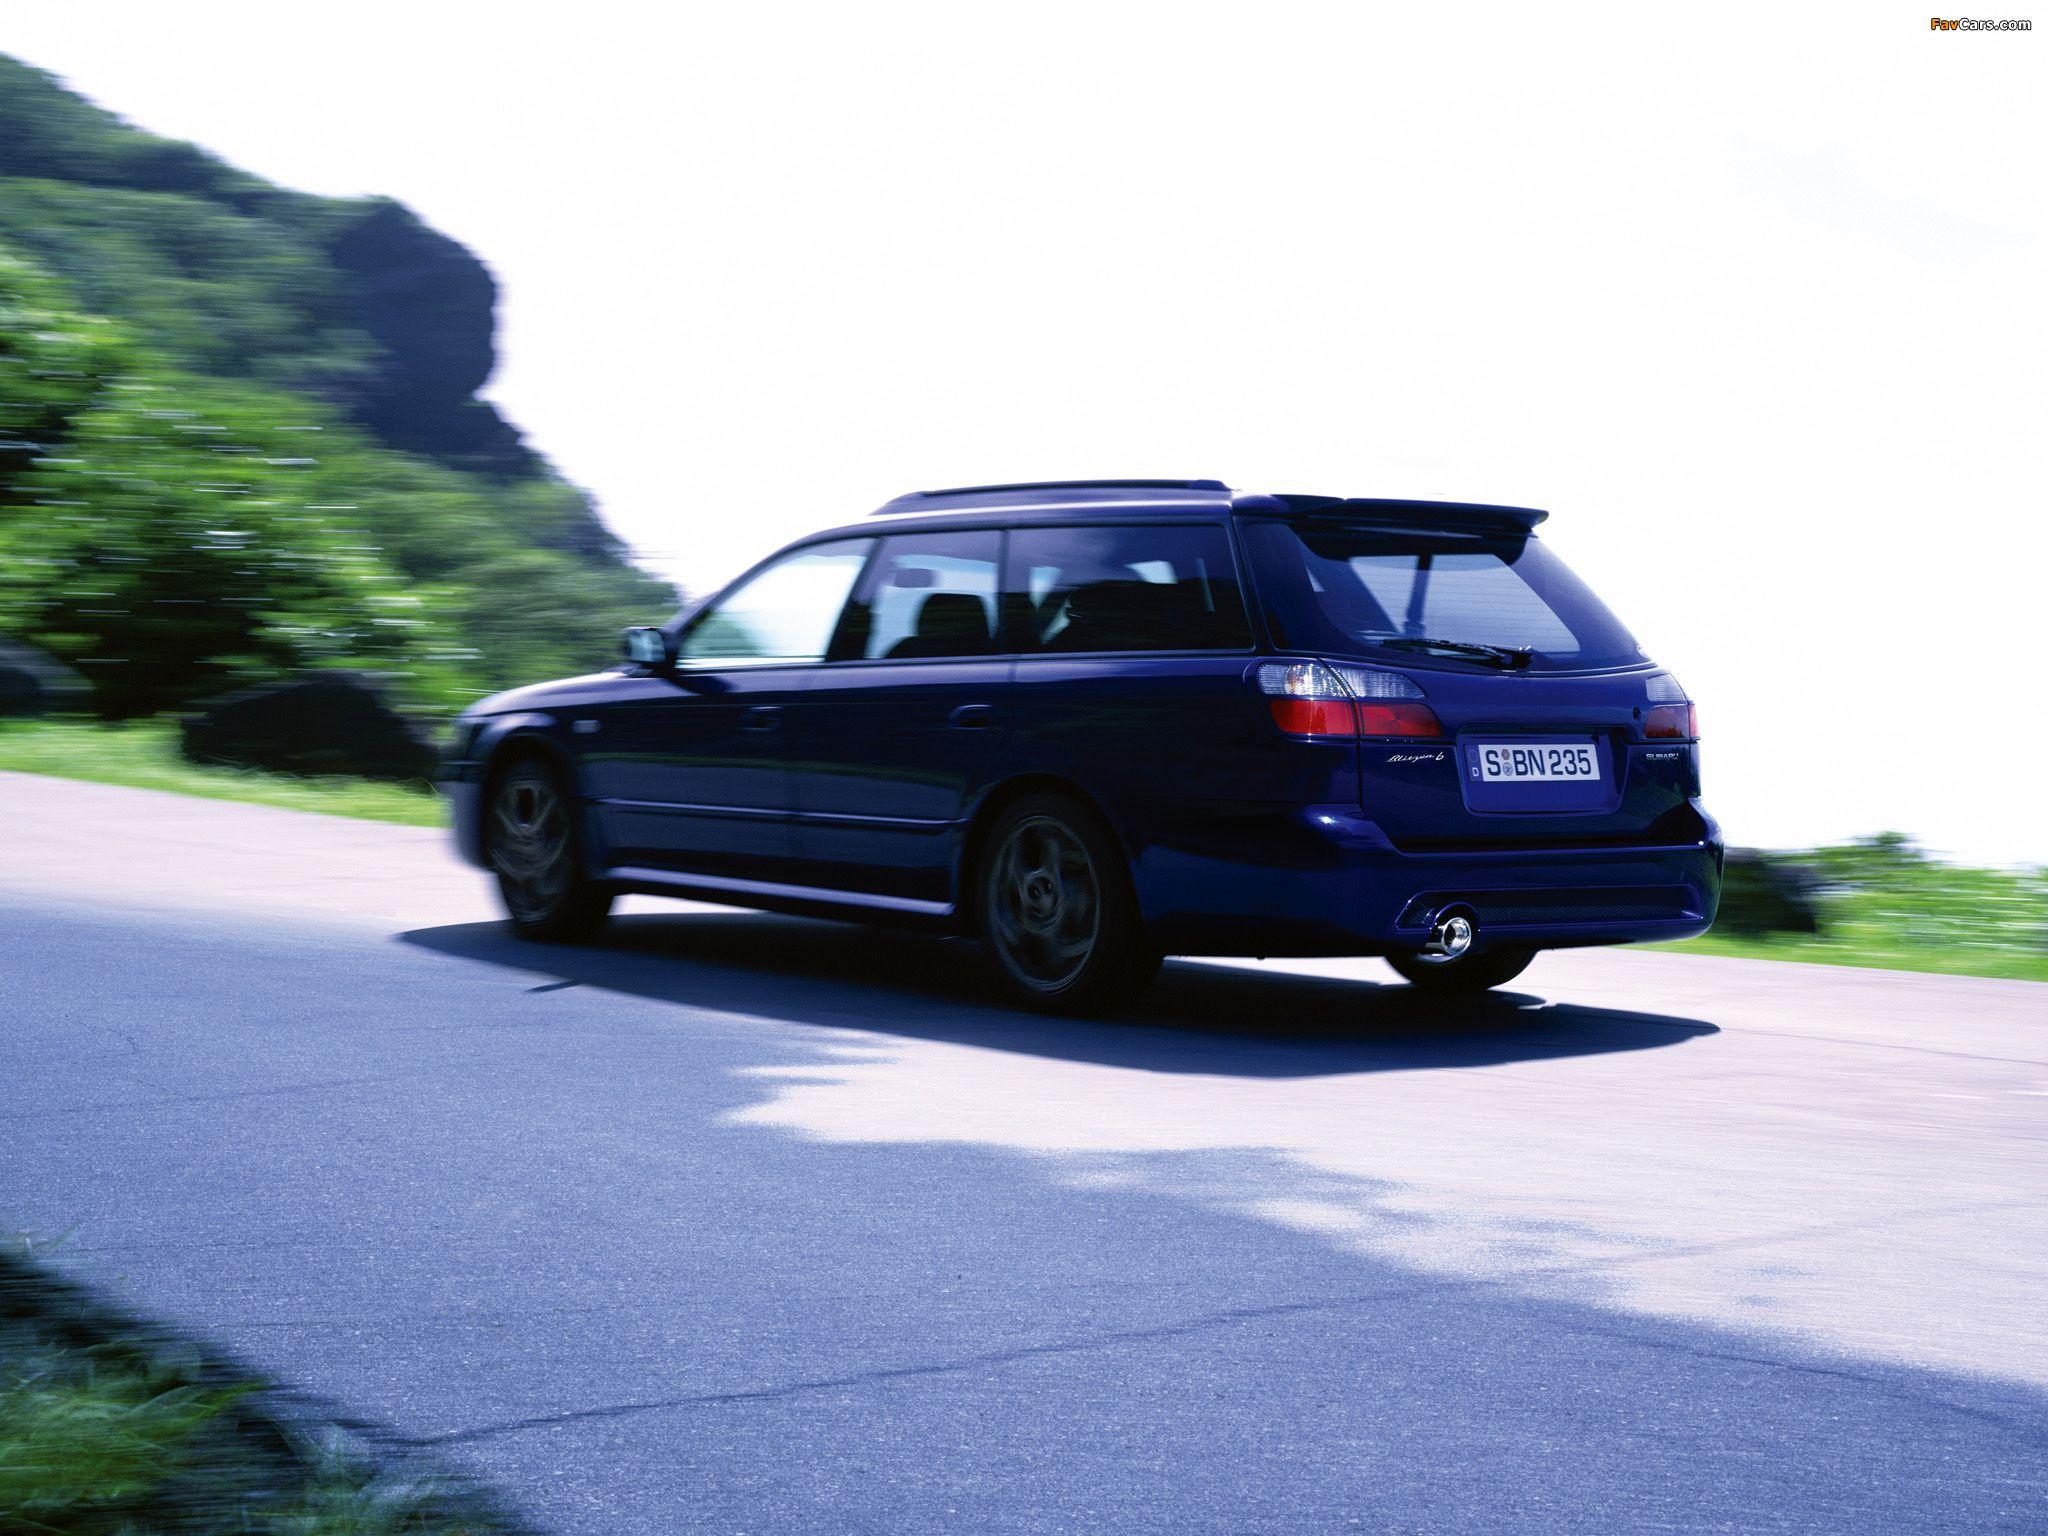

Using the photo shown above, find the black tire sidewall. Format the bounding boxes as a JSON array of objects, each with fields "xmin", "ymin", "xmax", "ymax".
[
  {"xmin": 1386, "ymin": 945, "xmax": 1536, "ymax": 992},
  {"xmin": 977, "ymin": 793, "xmax": 1154, "ymax": 1012},
  {"xmin": 488, "ymin": 758, "xmax": 611, "ymax": 942}
]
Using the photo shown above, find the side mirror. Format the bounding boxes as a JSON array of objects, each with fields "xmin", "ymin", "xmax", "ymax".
[{"xmin": 621, "ymin": 626, "xmax": 672, "ymax": 668}]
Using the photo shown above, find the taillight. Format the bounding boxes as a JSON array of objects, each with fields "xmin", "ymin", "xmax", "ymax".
[
  {"xmin": 1336, "ymin": 664, "xmax": 1443, "ymax": 738},
  {"xmin": 1257, "ymin": 661, "xmax": 1356, "ymax": 736},
  {"xmin": 1644, "ymin": 703, "xmax": 1698, "ymax": 739},
  {"xmin": 1355, "ymin": 702, "xmax": 1444, "ymax": 737},
  {"xmin": 1257, "ymin": 660, "xmax": 1442, "ymax": 739},
  {"xmin": 1643, "ymin": 673, "xmax": 1697, "ymax": 739},
  {"xmin": 1269, "ymin": 697, "xmax": 1357, "ymax": 735}
]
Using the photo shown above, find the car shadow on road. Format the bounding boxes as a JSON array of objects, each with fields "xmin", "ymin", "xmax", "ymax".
[{"xmin": 401, "ymin": 911, "xmax": 1717, "ymax": 1079}]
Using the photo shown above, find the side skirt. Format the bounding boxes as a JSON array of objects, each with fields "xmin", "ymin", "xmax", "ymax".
[{"xmin": 600, "ymin": 865, "xmax": 960, "ymax": 932}]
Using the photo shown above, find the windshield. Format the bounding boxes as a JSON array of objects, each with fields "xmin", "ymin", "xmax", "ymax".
[{"xmin": 1242, "ymin": 520, "xmax": 1643, "ymax": 669}]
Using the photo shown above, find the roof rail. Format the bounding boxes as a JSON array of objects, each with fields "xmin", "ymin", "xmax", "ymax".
[
  {"xmin": 872, "ymin": 478, "xmax": 1229, "ymax": 515},
  {"xmin": 918, "ymin": 478, "xmax": 1227, "ymax": 499}
]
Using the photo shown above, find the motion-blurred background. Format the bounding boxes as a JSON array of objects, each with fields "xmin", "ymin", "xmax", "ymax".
[{"xmin": 0, "ymin": 4, "xmax": 2041, "ymax": 975}]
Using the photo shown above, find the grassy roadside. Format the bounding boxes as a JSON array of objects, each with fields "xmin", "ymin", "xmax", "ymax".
[
  {"xmin": 0, "ymin": 1245, "xmax": 520, "ymax": 1535},
  {"xmin": 1650, "ymin": 931, "xmax": 2048, "ymax": 983},
  {"xmin": 0, "ymin": 717, "xmax": 441, "ymax": 828},
  {"xmin": 1652, "ymin": 837, "xmax": 2048, "ymax": 982}
]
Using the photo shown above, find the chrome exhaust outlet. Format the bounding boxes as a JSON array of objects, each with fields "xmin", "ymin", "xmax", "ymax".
[{"xmin": 1415, "ymin": 908, "xmax": 1476, "ymax": 965}]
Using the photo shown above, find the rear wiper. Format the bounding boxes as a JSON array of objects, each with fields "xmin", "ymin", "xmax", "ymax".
[{"xmin": 1372, "ymin": 636, "xmax": 1533, "ymax": 670}]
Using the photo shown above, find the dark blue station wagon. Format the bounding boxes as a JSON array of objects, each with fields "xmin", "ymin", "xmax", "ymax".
[{"xmin": 443, "ymin": 480, "xmax": 1722, "ymax": 1011}]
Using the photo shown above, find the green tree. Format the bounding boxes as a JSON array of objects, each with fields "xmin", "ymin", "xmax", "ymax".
[
  {"xmin": 0, "ymin": 242, "xmax": 126, "ymax": 503},
  {"xmin": 0, "ymin": 57, "xmax": 684, "ymax": 730},
  {"xmin": 0, "ymin": 361, "xmax": 466, "ymax": 718}
]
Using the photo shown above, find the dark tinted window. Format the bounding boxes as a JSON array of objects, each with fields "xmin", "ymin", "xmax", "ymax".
[
  {"xmin": 1243, "ymin": 520, "xmax": 1642, "ymax": 669},
  {"xmin": 835, "ymin": 530, "xmax": 1002, "ymax": 661},
  {"xmin": 1006, "ymin": 524, "xmax": 1251, "ymax": 653}
]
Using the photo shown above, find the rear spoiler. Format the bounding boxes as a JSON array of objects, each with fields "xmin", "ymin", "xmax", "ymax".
[{"xmin": 1254, "ymin": 495, "xmax": 1549, "ymax": 532}]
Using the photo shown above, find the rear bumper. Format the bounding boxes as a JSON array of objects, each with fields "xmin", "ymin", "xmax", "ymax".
[{"xmin": 1134, "ymin": 804, "xmax": 1723, "ymax": 957}]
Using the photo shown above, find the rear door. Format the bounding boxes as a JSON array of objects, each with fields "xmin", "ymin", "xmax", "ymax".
[
  {"xmin": 586, "ymin": 537, "xmax": 872, "ymax": 880},
  {"xmin": 789, "ymin": 528, "xmax": 1007, "ymax": 907},
  {"xmin": 1001, "ymin": 521, "xmax": 1283, "ymax": 855}
]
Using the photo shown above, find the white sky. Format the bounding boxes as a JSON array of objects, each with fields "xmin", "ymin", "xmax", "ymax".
[{"xmin": 7, "ymin": 2, "xmax": 2044, "ymax": 860}]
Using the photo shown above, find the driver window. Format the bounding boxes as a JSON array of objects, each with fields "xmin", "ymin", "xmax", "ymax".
[{"xmin": 676, "ymin": 538, "xmax": 873, "ymax": 666}]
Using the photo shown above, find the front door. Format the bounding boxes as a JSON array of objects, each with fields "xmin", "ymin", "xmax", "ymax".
[{"xmin": 588, "ymin": 537, "xmax": 873, "ymax": 882}]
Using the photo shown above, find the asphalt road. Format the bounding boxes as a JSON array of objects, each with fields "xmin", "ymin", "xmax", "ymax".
[{"xmin": 3, "ymin": 772, "xmax": 2045, "ymax": 1533}]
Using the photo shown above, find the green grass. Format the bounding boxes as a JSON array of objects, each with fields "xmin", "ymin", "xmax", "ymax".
[
  {"xmin": 0, "ymin": 717, "xmax": 442, "ymax": 827},
  {"xmin": 1651, "ymin": 836, "xmax": 2048, "ymax": 983},
  {"xmin": 0, "ymin": 1246, "xmax": 515, "ymax": 1535},
  {"xmin": 1650, "ymin": 931, "xmax": 2048, "ymax": 982}
]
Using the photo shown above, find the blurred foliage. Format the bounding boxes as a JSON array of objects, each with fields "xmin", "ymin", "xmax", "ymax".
[
  {"xmin": 0, "ymin": 57, "xmax": 677, "ymax": 721},
  {"xmin": 0, "ymin": 1356, "xmax": 247, "ymax": 1524},
  {"xmin": 1669, "ymin": 834, "xmax": 2048, "ymax": 981},
  {"xmin": 0, "ymin": 57, "xmax": 275, "ymax": 206},
  {"xmin": 0, "ymin": 179, "xmax": 376, "ymax": 405},
  {"xmin": 0, "ymin": 1247, "xmax": 519, "ymax": 1534},
  {"xmin": 0, "ymin": 58, "xmax": 506, "ymax": 472},
  {"xmin": 0, "ymin": 265, "xmax": 452, "ymax": 716},
  {"xmin": 1708, "ymin": 847, "xmax": 1819, "ymax": 938}
]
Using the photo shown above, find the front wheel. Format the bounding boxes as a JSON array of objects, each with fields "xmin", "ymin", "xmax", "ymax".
[
  {"xmin": 1385, "ymin": 941, "xmax": 1536, "ymax": 993},
  {"xmin": 978, "ymin": 793, "xmax": 1159, "ymax": 1014},
  {"xmin": 487, "ymin": 758, "xmax": 612, "ymax": 942}
]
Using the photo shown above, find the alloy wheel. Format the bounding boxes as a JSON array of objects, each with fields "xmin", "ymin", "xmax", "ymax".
[
  {"xmin": 987, "ymin": 814, "xmax": 1101, "ymax": 992},
  {"xmin": 491, "ymin": 770, "xmax": 574, "ymax": 920}
]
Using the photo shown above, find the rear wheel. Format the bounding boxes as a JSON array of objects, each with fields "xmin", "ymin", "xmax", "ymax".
[
  {"xmin": 487, "ymin": 758, "xmax": 612, "ymax": 942},
  {"xmin": 1385, "ymin": 935, "xmax": 1535, "ymax": 993},
  {"xmin": 978, "ymin": 793, "xmax": 1159, "ymax": 1013}
]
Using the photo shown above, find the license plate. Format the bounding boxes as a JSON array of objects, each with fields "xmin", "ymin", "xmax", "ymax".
[{"xmin": 1474, "ymin": 741, "xmax": 1599, "ymax": 783}]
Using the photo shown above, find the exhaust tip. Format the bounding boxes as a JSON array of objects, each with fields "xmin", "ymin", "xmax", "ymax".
[{"xmin": 1416, "ymin": 908, "xmax": 1476, "ymax": 965}]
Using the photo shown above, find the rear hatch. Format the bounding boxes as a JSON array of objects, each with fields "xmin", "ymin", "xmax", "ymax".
[{"xmin": 1241, "ymin": 513, "xmax": 1704, "ymax": 850}]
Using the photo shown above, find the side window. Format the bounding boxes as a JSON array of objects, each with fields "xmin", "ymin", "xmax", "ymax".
[
  {"xmin": 1005, "ymin": 524, "xmax": 1251, "ymax": 654},
  {"xmin": 676, "ymin": 538, "xmax": 873, "ymax": 666},
  {"xmin": 838, "ymin": 530, "xmax": 1002, "ymax": 661}
]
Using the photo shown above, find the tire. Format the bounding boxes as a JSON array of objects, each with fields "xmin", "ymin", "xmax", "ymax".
[
  {"xmin": 977, "ymin": 792, "xmax": 1159, "ymax": 1013},
  {"xmin": 486, "ymin": 757, "xmax": 613, "ymax": 943},
  {"xmin": 1385, "ymin": 944, "xmax": 1536, "ymax": 993}
]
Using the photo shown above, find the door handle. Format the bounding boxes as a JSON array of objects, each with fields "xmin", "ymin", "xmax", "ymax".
[
  {"xmin": 740, "ymin": 705, "xmax": 784, "ymax": 732},
  {"xmin": 948, "ymin": 703, "xmax": 995, "ymax": 730}
]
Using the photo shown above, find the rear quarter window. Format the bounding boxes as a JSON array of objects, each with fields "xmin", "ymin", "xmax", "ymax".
[{"xmin": 1005, "ymin": 523, "xmax": 1251, "ymax": 653}]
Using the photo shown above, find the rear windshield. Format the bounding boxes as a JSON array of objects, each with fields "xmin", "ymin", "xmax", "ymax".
[{"xmin": 1242, "ymin": 520, "xmax": 1643, "ymax": 669}]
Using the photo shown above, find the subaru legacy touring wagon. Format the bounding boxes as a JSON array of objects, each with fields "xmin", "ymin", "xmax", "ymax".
[{"xmin": 443, "ymin": 480, "xmax": 1721, "ymax": 1011}]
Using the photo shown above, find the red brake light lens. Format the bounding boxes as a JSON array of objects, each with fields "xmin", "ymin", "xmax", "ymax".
[
  {"xmin": 1356, "ymin": 701, "xmax": 1443, "ymax": 738},
  {"xmin": 1268, "ymin": 696, "xmax": 1357, "ymax": 736},
  {"xmin": 1644, "ymin": 703, "xmax": 1698, "ymax": 739}
]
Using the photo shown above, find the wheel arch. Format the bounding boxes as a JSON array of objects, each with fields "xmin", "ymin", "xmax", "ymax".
[
  {"xmin": 475, "ymin": 720, "xmax": 587, "ymax": 863},
  {"xmin": 955, "ymin": 772, "xmax": 1134, "ymax": 928}
]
